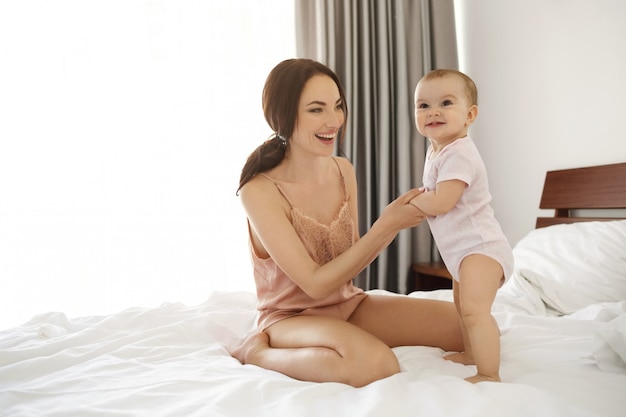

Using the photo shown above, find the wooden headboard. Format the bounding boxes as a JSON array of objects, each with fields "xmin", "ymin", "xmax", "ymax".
[{"xmin": 536, "ymin": 162, "xmax": 626, "ymax": 228}]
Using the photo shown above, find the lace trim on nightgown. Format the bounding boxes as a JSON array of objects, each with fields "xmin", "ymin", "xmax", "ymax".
[{"xmin": 260, "ymin": 158, "xmax": 354, "ymax": 265}]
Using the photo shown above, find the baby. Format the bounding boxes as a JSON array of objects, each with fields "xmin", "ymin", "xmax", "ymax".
[{"xmin": 409, "ymin": 69, "xmax": 513, "ymax": 383}]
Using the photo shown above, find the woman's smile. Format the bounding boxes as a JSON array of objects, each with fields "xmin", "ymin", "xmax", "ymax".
[{"xmin": 315, "ymin": 132, "xmax": 337, "ymax": 143}]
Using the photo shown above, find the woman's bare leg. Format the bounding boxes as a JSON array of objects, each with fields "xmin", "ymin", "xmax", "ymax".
[
  {"xmin": 456, "ymin": 254, "xmax": 504, "ymax": 383},
  {"xmin": 347, "ymin": 294, "xmax": 464, "ymax": 351},
  {"xmin": 233, "ymin": 294, "xmax": 464, "ymax": 386},
  {"xmin": 231, "ymin": 315, "xmax": 399, "ymax": 387}
]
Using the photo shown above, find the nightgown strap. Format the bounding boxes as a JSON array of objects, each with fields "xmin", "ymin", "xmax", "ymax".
[
  {"xmin": 259, "ymin": 157, "xmax": 347, "ymax": 207},
  {"xmin": 259, "ymin": 173, "xmax": 294, "ymax": 208}
]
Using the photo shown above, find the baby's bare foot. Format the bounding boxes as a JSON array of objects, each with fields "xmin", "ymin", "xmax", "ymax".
[
  {"xmin": 443, "ymin": 351, "xmax": 475, "ymax": 365},
  {"xmin": 465, "ymin": 373, "xmax": 501, "ymax": 384},
  {"xmin": 230, "ymin": 332, "xmax": 269, "ymax": 364}
]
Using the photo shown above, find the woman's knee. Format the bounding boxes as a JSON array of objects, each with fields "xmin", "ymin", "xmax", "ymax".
[{"xmin": 346, "ymin": 345, "xmax": 400, "ymax": 387}]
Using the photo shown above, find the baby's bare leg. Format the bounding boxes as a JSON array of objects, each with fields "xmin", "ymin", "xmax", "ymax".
[
  {"xmin": 457, "ymin": 254, "xmax": 504, "ymax": 383},
  {"xmin": 444, "ymin": 281, "xmax": 474, "ymax": 364},
  {"xmin": 464, "ymin": 314, "xmax": 502, "ymax": 383},
  {"xmin": 443, "ymin": 329, "xmax": 475, "ymax": 364}
]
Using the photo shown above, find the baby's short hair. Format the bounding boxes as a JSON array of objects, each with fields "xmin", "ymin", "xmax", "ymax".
[{"xmin": 421, "ymin": 69, "xmax": 478, "ymax": 106}]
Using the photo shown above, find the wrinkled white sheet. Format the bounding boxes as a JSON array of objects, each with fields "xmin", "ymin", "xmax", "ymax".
[
  {"xmin": 1, "ymin": 290, "xmax": 625, "ymax": 417},
  {"xmin": 593, "ymin": 311, "xmax": 626, "ymax": 372}
]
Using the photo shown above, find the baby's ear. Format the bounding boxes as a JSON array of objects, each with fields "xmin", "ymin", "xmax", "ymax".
[{"xmin": 466, "ymin": 105, "xmax": 478, "ymax": 125}]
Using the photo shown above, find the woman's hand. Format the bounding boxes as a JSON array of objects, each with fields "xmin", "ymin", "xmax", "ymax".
[{"xmin": 376, "ymin": 188, "xmax": 425, "ymax": 232}]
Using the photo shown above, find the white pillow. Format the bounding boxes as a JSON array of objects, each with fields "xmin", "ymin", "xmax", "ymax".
[{"xmin": 512, "ymin": 220, "xmax": 626, "ymax": 315}]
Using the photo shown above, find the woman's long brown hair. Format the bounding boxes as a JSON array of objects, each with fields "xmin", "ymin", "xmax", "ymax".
[{"xmin": 237, "ymin": 59, "xmax": 348, "ymax": 194}]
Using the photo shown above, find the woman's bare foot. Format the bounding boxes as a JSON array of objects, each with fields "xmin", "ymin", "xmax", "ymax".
[
  {"xmin": 230, "ymin": 332, "xmax": 270, "ymax": 364},
  {"xmin": 443, "ymin": 351, "xmax": 475, "ymax": 365},
  {"xmin": 465, "ymin": 373, "xmax": 501, "ymax": 384}
]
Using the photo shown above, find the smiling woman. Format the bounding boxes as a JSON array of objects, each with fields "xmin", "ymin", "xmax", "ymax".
[{"xmin": 0, "ymin": 0, "xmax": 295, "ymax": 330}]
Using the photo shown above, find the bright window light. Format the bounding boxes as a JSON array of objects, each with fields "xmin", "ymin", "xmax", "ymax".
[{"xmin": 0, "ymin": 0, "xmax": 295, "ymax": 330}]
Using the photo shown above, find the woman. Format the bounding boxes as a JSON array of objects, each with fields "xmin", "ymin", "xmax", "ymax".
[{"xmin": 232, "ymin": 58, "xmax": 463, "ymax": 387}]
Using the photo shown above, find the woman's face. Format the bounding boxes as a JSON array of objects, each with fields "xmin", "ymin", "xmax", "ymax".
[{"xmin": 290, "ymin": 74, "xmax": 344, "ymax": 156}]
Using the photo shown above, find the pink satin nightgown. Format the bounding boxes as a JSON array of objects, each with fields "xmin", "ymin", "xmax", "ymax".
[{"xmin": 249, "ymin": 158, "xmax": 366, "ymax": 331}]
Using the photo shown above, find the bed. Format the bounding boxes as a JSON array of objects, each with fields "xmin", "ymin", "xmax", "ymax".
[{"xmin": 1, "ymin": 162, "xmax": 625, "ymax": 417}]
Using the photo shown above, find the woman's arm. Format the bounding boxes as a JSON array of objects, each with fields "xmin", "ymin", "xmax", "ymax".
[{"xmin": 241, "ymin": 163, "xmax": 423, "ymax": 300}]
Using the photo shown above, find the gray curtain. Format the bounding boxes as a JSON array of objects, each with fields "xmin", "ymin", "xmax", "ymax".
[{"xmin": 295, "ymin": 0, "xmax": 458, "ymax": 293}]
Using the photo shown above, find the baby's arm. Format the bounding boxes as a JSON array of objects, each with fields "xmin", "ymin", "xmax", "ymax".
[{"xmin": 409, "ymin": 179, "xmax": 466, "ymax": 216}]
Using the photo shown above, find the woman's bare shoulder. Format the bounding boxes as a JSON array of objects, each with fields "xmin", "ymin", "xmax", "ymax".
[
  {"xmin": 239, "ymin": 174, "xmax": 286, "ymax": 212},
  {"xmin": 239, "ymin": 174, "xmax": 276, "ymax": 201},
  {"xmin": 334, "ymin": 156, "xmax": 356, "ymax": 176}
]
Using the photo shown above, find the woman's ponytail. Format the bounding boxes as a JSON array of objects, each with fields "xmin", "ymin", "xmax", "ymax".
[{"xmin": 237, "ymin": 134, "xmax": 286, "ymax": 194}]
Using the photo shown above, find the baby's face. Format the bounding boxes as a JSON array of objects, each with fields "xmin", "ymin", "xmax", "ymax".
[{"xmin": 414, "ymin": 75, "xmax": 476, "ymax": 147}]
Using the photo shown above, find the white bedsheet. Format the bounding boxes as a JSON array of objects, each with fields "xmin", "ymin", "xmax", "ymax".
[{"xmin": 1, "ymin": 289, "xmax": 625, "ymax": 417}]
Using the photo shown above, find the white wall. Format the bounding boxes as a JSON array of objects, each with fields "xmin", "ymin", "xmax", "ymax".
[{"xmin": 454, "ymin": 0, "xmax": 626, "ymax": 245}]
